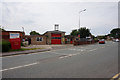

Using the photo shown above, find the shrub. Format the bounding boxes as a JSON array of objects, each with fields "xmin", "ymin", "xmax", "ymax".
[
  {"xmin": 21, "ymin": 42, "xmax": 23, "ymax": 46},
  {"xmin": 0, "ymin": 40, "xmax": 11, "ymax": 52}
]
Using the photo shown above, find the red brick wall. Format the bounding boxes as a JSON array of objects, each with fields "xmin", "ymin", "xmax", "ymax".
[{"xmin": 1, "ymin": 31, "xmax": 25, "ymax": 42}]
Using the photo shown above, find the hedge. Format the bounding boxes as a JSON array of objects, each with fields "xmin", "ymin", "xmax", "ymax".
[{"xmin": 0, "ymin": 40, "xmax": 11, "ymax": 52}]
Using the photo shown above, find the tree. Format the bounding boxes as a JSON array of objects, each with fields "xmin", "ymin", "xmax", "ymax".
[
  {"xmin": 30, "ymin": 31, "xmax": 40, "ymax": 35},
  {"xmin": 70, "ymin": 27, "xmax": 91, "ymax": 38},
  {"xmin": 110, "ymin": 28, "xmax": 120, "ymax": 38},
  {"xmin": 78, "ymin": 27, "xmax": 91, "ymax": 38},
  {"xmin": 70, "ymin": 29, "xmax": 78, "ymax": 36},
  {"xmin": 0, "ymin": 28, "xmax": 6, "ymax": 31},
  {"xmin": 97, "ymin": 35, "xmax": 107, "ymax": 39}
]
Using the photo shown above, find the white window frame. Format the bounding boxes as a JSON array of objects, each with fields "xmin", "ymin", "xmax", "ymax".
[
  {"xmin": 36, "ymin": 37, "xmax": 43, "ymax": 42},
  {"xmin": 39, "ymin": 37, "xmax": 43, "ymax": 41}
]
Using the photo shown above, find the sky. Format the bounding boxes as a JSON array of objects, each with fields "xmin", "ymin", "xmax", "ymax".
[{"xmin": 0, "ymin": 0, "xmax": 119, "ymax": 36}]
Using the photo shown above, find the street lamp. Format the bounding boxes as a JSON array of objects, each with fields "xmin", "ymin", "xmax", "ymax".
[
  {"xmin": 22, "ymin": 27, "xmax": 24, "ymax": 32},
  {"xmin": 79, "ymin": 9, "xmax": 86, "ymax": 29}
]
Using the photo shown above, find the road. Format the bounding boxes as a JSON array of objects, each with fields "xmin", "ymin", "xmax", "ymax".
[{"xmin": 1, "ymin": 41, "xmax": 119, "ymax": 78}]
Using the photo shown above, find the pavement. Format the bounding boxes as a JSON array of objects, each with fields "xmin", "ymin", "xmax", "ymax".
[
  {"xmin": 0, "ymin": 44, "xmax": 74, "ymax": 57},
  {"xmin": 1, "ymin": 41, "xmax": 119, "ymax": 78},
  {"xmin": 0, "ymin": 48, "xmax": 51, "ymax": 57}
]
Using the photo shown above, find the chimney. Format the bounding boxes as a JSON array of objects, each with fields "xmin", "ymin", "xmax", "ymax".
[{"xmin": 54, "ymin": 24, "xmax": 59, "ymax": 31}]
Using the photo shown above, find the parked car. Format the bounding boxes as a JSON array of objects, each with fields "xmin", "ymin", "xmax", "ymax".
[
  {"xmin": 113, "ymin": 39, "xmax": 120, "ymax": 42},
  {"xmin": 99, "ymin": 39, "xmax": 105, "ymax": 44},
  {"xmin": 115, "ymin": 39, "xmax": 119, "ymax": 42}
]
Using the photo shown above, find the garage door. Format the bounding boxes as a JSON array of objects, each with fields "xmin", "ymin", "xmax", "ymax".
[{"xmin": 51, "ymin": 33, "xmax": 61, "ymax": 44}]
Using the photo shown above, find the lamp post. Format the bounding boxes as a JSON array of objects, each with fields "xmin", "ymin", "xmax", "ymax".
[
  {"xmin": 22, "ymin": 27, "xmax": 24, "ymax": 32},
  {"xmin": 22, "ymin": 27, "xmax": 25, "ymax": 42},
  {"xmin": 79, "ymin": 9, "xmax": 86, "ymax": 29}
]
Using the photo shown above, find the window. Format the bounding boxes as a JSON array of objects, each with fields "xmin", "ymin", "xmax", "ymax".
[
  {"xmin": 36, "ymin": 37, "xmax": 39, "ymax": 41},
  {"xmin": 39, "ymin": 37, "xmax": 43, "ymax": 41},
  {"xmin": 36, "ymin": 37, "xmax": 43, "ymax": 41}
]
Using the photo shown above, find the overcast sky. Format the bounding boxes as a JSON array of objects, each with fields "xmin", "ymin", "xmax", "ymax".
[{"xmin": 0, "ymin": 0, "xmax": 119, "ymax": 36}]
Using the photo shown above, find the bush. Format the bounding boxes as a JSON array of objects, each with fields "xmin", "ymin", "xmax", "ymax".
[
  {"xmin": 0, "ymin": 40, "xmax": 11, "ymax": 52},
  {"xmin": 21, "ymin": 42, "xmax": 23, "ymax": 46}
]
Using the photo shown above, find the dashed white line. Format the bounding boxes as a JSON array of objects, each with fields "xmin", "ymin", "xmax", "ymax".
[
  {"xmin": 89, "ymin": 48, "xmax": 97, "ymax": 51},
  {"xmin": 0, "ymin": 62, "xmax": 39, "ymax": 72},
  {"xmin": 59, "ymin": 56, "xmax": 68, "ymax": 59}
]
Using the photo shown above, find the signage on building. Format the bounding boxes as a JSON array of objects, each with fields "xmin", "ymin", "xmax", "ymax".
[
  {"xmin": 10, "ymin": 33, "xmax": 20, "ymax": 39},
  {"xmin": 9, "ymin": 33, "xmax": 21, "ymax": 50}
]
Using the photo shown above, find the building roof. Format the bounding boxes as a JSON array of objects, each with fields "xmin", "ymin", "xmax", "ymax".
[
  {"xmin": 44, "ymin": 30, "xmax": 65, "ymax": 34},
  {"xmin": 2, "ymin": 31, "xmax": 24, "ymax": 33},
  {"xmin": 25, "ymin": 35, "xmax": 44, "ymax": 37}
]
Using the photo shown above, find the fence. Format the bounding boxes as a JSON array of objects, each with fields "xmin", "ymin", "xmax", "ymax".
[{"xmin": 74, "ymin": 40, "xmax": 98, "ymax": 46}]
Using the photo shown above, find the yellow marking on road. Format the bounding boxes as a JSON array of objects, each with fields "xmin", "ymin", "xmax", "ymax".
[{"xmin": 111, "ymin": 73, "xmax": 120, "ymax": 80}]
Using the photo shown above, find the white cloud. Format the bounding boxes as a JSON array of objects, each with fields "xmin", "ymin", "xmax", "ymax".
[
  {"xmin": 2, "ymin": 0, "xmax": 120, "ymax": 2},
  {"xmin": 1, "ymin": 2, "xmax": 118, "ymax": 36}
]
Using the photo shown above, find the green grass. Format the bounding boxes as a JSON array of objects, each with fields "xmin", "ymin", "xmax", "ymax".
[{"xmin": 9, "ymin": 48, "xmax": 43, "ymax": 52}]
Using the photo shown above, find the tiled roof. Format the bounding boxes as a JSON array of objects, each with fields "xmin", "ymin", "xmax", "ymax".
[{"xmin": 45, "ymin": 30, "xmax": 65, "ymax": 33}]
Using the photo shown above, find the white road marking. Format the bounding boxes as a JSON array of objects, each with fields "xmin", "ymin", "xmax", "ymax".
[
  {"xmin": 89, "ymin": 48, "xmax": 97, "ymax": 51},
  {"xmin": 68, "ymin": 54, "xmax": 73, "ymax": 56},
  {"xmin": 59, "ymin": 56, "xmax": 68, "ymax": 59},
  {"xmin": 68, "ymin": 48, "xmax": 85, "ymax": 52},
  {"xmin": 72, "ymin": 54, "xmax": 77, "ymax": 56},
  {"xmin": 59, "ymin": 48, "xmax": 99, "ymax": 59},
  {"xmin": 2, "ymin": 48, "xmax": 72, "ymax": 58},
  {"xmin": 59, "ymin": 53, "xmax": 81, "ymax": 59},
  {"xmin": 0, "ymin": 62, "xmax": 39, "ymax": 72},
  {"xmin": 102, "ymin": 47, "xmax": 105, "ymax": 48},
  {"xmin": 80, "ymin": 50, "xmax": 84, "ymax": 51},
  {"xmin": 1, "ymin": 51, "xmax": 51, "ymax": 58}
]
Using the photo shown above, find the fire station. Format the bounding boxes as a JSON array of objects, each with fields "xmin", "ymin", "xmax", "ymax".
[
  {"xmin": 25, "ymin": 24, "xmax": 66, "ymax": 45},
  {"xmin": 44, "ymin": 30, "xmax": 65, "ymax": 45},
  {"xmin": 44, "ymin": 24, "xmax": 65, "ymax": 44}
]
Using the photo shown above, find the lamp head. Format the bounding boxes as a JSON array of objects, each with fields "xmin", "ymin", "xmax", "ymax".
[{"xmin": 83, "ymin": 9, "xmax": 86, "ymax": 11}]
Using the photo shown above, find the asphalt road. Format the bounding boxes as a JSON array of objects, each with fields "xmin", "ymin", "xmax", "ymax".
[{"xmin": 1, "ymin": 41, "xmax": 119, "ymax": 78}]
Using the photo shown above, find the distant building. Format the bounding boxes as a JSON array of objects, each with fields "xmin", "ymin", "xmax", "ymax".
[{"xmin": 65, "ymin": 35, "xmax": 75, "ymax": 44}]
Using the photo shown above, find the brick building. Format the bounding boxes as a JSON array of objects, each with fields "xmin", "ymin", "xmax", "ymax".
[
  {"xmin": 65, "ymin": 35, "xmax": 75, "ymax": 44},
  {"xmin": 25, "ymin": 30, "xmax": 65, "ymax": 45},
  {"xmin": 1, "ymin": 31, "xmax": 25, "ymax": 42},
  {"xmin": 25, "ymin": 24, "xmax": 66, "ymax": 45},
  {"xmin": 44, "ymin": 30, "xmax": 65, "ymax": 44},
  {"xmin": 25, "ymin": 35, "xmax": 46, "ymax": 45}
]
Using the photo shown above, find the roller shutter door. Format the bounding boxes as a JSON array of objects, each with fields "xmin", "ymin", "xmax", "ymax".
[{"xmin": 51, "ymin": 33, "xmax": 61, "ymax": 44}]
